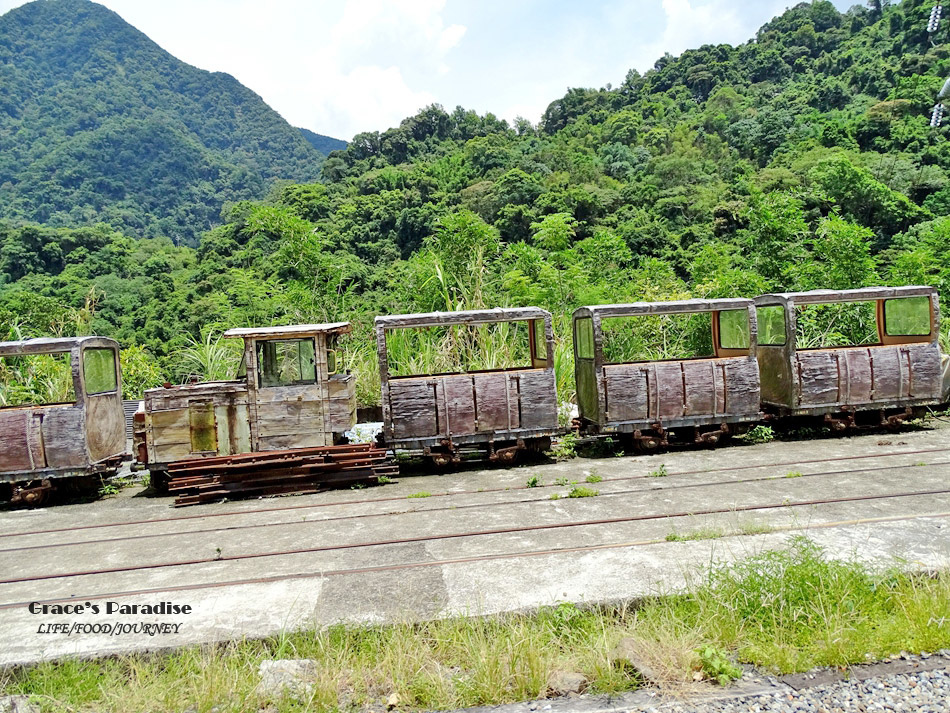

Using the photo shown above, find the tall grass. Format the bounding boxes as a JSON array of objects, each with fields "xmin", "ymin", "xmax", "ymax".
[
  {"xmin": 4, "ymin": 539, "xmax": 949, "ymax": 712},
  {"xmin": 174, "ymin": 331, "xmax": 244, "ymax": 382}
]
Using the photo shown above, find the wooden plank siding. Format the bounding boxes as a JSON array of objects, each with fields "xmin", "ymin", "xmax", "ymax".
[
  {"xmin": 600, "ymin": 357, "xmax": 759, "ymax": 426},
  {"xmin": 385, "ymin": 369, "xmax": 558, "ymax": 446},
  {"xmin": 795, "ymin": 343, "xmax": 942, "ymax": 409}
]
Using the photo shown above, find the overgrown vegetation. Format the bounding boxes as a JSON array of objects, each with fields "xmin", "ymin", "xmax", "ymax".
[
  {"xmin": 3, "ymin": 1, "xmax": 950, "ymax": 406},
  {"xmin": 3, "ymin": 538, "xmax": 947, "ymax": 712}
]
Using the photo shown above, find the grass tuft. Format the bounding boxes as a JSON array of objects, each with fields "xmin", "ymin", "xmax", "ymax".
[{"xmin": 567, "ymin": 486, "xmax": 599, "ymax": 498}]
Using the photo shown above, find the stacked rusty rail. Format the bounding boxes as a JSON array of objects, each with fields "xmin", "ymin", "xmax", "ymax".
[{"xmin": 166, "ymin": 444, "xmax": 397, "ymax": 506}]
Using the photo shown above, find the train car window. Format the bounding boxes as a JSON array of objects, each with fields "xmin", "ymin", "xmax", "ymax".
[
  {"xmin": 757, "ymin": 306, "xmax": 787, "ymax": 346},
  {"xmin": 574, "ymin": 318, "xmax": 594, "ymax": 359},
  {"xmin": 718, "ymin": 310, "xmax": 751, "ymax": 350},
  {"xmin": 601, "ymin": 313, "xmax": 712, "ymax": 364},
  {"xmin": 257, "ymin": 339, "xmax": 317, "ymax": 387},
  {"xmin": 795, "ymin": 301, "xmax": 877, "ymax": 348},
  {"xmin": 533, "ymin": 319, "xmax": 547, "ymax": 361},
  {"xmin": 884, "ymin": 297, "xmax": 931, "ymax": 337},
  {"xmin": 83, "ymin": 348, "xmax": 118, "ymax": 394},
  {"xmin": 0, "ymin": 353, "xmax": 76, "ymax": 406},
  {"xmin": 385, "ymin": 321, "xmax": 530, "ymax": 377}
]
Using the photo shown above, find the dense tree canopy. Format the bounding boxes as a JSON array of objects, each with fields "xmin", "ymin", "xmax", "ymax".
[{"xmin": 2, "ymin": 0, "xmax": 949, "ymax": 403}]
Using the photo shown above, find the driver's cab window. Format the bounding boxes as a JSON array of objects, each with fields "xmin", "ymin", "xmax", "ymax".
[{"xmin": 257, "ymin": 339, "xmax": 317, "ymax": 387}]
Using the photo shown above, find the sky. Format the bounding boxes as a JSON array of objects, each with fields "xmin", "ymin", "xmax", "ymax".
[{"xmin": 0, "ymin": 0, "xmax": 857, "ymax": 142}]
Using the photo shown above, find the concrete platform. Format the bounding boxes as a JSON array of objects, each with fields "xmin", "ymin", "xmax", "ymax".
[{"xmin": 0, "ymin": 423, "xmax": 948, "ymax": 666}]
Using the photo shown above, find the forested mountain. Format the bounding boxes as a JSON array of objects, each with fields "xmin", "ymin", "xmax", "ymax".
[
  {"xmin": 0, "ymin": 0, "xmax": 331, "ymax": 244},
  {"xmin": 2, "ymin": 0, "xmax": 950, "ymax": 404},
  {"xmin": 299, "ymin": 128, "xmax": 347, "ymax": 156}
]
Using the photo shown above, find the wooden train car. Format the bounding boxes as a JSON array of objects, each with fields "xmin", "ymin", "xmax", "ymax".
[
  {"xmin": 135, "ymin": 323, "xmax": 359, "ymax": 490},
  {"xmin": 754, "ymin": 286, "xmax": 945, "ymax": 428},
  {"xmin": 0, "ymin": 336, "xmax": 125, "ymax": 505},
  {"xmin": 572, "ymin": 299, "xmax": 761, "ymax": 450},
  {"xmin": 375, "ymin": 307, "xmax": 559, "ymax": 464}
]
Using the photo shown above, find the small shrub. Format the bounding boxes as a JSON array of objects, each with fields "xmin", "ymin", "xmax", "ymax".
[
  {"xmin": 408, "ymin": 491, "xmax": 431, "ymax": 499},
  {"xmin": 648, "ymin": 464, "xmax": 669, "ymax": 478},
  {"xmin": 696, "ymin": 646, "xmax": 742, "ymax": 685},
  {"xmin": 551, "ymin": 432, "xmax": 578, "ymax": 460},
  {"xmin": 744, "ymin": 425, "xmax": 775, "ymax": 444},
  {"xmin": 567, "ymin": 486, "xmax": 599, "ymax": 498},
  {"xmin": 526, "ymin": 475, "xmax": 541, "ymax": 488}
]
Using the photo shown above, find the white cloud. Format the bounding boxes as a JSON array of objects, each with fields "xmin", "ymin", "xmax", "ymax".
[{"xmin": 300, "ymin": 65, "xmax": 437, "ymax": 140}]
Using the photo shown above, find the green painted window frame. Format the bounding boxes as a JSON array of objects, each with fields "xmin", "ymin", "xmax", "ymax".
[{"xmin": 83, "ymin": 348, "xmax": 118, "ymax": 395}]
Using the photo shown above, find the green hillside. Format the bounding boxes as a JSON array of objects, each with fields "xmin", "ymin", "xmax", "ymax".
[
  {"xmin": 2, "ymin": 0, "xmax": 950, "ymax": 404},
  {"xmin": 299, "ymin": 128, "xmax": 347, "ymax": 155},
  {"xmin": 0, "ymin": 0, "xmax": 329, "ymax": 244}
]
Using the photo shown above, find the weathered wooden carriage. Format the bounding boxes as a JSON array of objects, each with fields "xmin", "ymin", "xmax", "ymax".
[
  {"xmin": 572, "ymin": 299, "xmax": 761, "ymax": 449},
  {"xmin": 135, "ymin": 323, "xmax": 363, "ymax": 493},
  {"xmin": 375, "ymin": 308, "xmax": 560, "ymax": 464},
  {"xmin": 754, "ymin": 287, "xmax": 945, "ymax": 427},
  {"xmin": 0, "ymin": 336, "xmax": 126, "ymax": 505}
]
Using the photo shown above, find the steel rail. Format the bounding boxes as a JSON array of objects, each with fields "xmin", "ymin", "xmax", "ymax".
[
  {"xmin": 2, "ymin": 509, "xmax": 948, "ymax": 612},
  {"xmin": 1, "ymin": 445, "xmax": 947, "ymax": 540},
  {"xmin": 1, "ymin": 457, "xmax": 948, "ymax": 555},
  {"xmin": 2, "ymin": 484, "xmax": 949, "ymax": 587}
]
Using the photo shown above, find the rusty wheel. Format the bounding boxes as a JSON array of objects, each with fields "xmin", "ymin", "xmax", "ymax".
[{"xmin": 11, "ymin": 479, "xmax": 53, "ymax": 507}]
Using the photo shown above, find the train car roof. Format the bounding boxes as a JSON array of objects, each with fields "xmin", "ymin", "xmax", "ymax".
[
  {"xmin": 375, "ymin": 307, "xmax": 551, "ymax": 330},
  {"xmin": 0, "ymin": 335, "xmax": 119, "ymax": 357},
  {"xmin": 755, "ymin": 286, "xmax": 936, "ymax": 307},
  {"xmin": 573, "ymin": 298, "xmax": 754, "ymax": 320},
  {"xmin": 222, "ymin": 323, "xmax": 352, "ymax": 339}
]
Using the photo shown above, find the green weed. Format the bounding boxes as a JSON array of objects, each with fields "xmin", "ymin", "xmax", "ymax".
[
  {"xmin": 743, "ymin": 425, "xmax": 775, "ymax": 444},
  {"xmin": 550, "ymin": 432, "xmax": 578, "ymax": 460},
  {"xmin": 407, "ymin": 491, "xmax": 431, "ymax": 499},
  {"xmin": 585, "ymin": 474, "xmax": 603, "ymax": 484},
  {"xmin": 526, "ymin": 475, "xmax": 541, "ymax": 488},
  {"xmin": 648, "ymin": 464, "xmax": 669, "ymax": 478},
  {"xmin": 567, "ymin": 486, "xmax": 599, "ymax": 498},
  {"xmin": 696, "ymin": 646, "xmax": 742, "ymax": 685}
]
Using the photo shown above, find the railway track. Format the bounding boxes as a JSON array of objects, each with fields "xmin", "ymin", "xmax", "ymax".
[
  {"xmin": 2, "ymin": 505, "xmax": 948, "ymax": 611},
  {"xmin": 2, "ymin": 470, "xmax": 948, "ymax": 589},
  {"xmin": 0, "ymin": 455, "xmax": 948, "ymax": 555},
  {"xmin": 1, "ymin": 444, "xmax": 947, "ymax": 543}
]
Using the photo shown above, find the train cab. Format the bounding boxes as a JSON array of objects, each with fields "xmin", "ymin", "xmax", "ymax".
[
  {"xmin": 572, "ymin": 299, "xmax": 761, "ymax": 450},
  {"xmin": 754, "ymin": 286, "xmax": 944, "ymax": 428},
  {"xmin": 0, "ymin": 336, "xmax": 126, "ymax": 505},
  {"xmin": 135, "ymin": 323, "xmax": 357, "ymax": 485}
]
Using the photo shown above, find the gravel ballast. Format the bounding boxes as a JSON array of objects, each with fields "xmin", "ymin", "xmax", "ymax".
[{"xmin": 659, "ymin": 668, "xmax": 950, "ymax": 713}]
